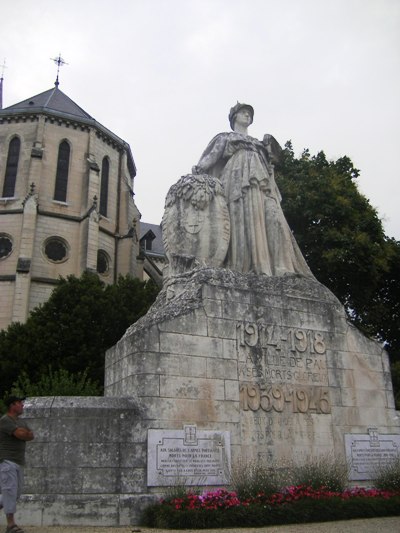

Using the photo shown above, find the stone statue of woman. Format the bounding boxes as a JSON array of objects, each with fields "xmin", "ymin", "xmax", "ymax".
[{"xmin": 192, "ymin": 103, "xmax": 313, "ymax": 278}]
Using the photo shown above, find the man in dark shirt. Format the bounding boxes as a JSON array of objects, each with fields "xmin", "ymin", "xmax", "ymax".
[{"xmin": 0, "ymin": 396, "xmax": 34, "ymax": 533}]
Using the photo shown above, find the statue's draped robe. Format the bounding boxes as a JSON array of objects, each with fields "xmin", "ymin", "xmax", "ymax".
[{"xmin": 196, "ymin": 132, "xmax": 313, "ymax": 277}]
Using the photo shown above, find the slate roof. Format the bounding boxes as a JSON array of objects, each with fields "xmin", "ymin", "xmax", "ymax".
[
  {"xmin": 0, "ymin": 86, "xmax": 136, "ymax": 177},
  {"xmin": 3, "ymin": 86, "xmax": 93, "ymax": 120},
  {"xmin": 140, "ymin": 222, "xmax": 165, "ymax": 256}
]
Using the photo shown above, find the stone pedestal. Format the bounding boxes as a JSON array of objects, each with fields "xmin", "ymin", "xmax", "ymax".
[
  {"xmin": 21, "ymin": 268, "xmax": 399, "ymax": 526},
  {"xmin": 105, "ymin": 268, "xmax": 399, "ymax": 465}
]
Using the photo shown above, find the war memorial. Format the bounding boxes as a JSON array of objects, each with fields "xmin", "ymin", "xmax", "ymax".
[{"xmin": 22, "ymin": 104, "xmax": 399, "ymax": 526}]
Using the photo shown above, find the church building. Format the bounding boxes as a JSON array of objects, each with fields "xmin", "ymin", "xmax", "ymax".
[{"xmin": 0, "ymin": 81, "xmax": 144, "ymax": 330}]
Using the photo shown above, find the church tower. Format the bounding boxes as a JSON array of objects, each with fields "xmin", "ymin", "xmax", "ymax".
[{"xmin": 0, "ymin": 83, "xmax": 142, "ymax": 330}]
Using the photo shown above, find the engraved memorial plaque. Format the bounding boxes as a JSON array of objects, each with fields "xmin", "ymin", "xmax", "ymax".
[
  {"xmin": 147, "ymin": 426, "xmax": 231, "ymax": 486},
  {"xmin": 345, "ymin": 429, "xmax": 400, "ymax": 480}
]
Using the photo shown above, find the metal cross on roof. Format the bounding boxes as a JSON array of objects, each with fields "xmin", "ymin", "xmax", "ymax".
[{"xmin": 50, "ymin": 53, "xmax": 68, "ymax": 87}]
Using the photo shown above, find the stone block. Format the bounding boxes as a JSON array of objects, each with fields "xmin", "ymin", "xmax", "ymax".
[
  {"xmin": 120, "ymin": 467, "xmax": 146, "ymax": 493},
  {"xmin": 115, "ymin": 373, "xmax": 160, "ymax": 398},
  {"xmin": 160, "ymin": 331, "xmax": 223, "ymax": 357},
  {"xmin": 25, "ymin": 441, "xmax": 49, "ymax": 467},
  {"xmin": 81, "ymin": 467, "xmax": 119, "ymax": 493},
  {"xmin": 341, "ymin": 388, "xmax": 387, "ymax": 408},
  {"xmin": 160, "ymin": 375, "xmax": 225, "ymax": 400},
  {"xmin": 118, "ymin": 494, "xmax": 159, "ymax": 526},
  {"xmin": 48, "ymin": 416, "xmax": 121, "ymax": 443},
  {"xmin": 222, "ymin": 338, "xmax": 237, "ymax": 359},
  {"xmin": 123, "ymin": 351, "xmax": 207, "ymax": 378},
  {"xmin": 202, "ymin": 284, "xmax": 251, "ymax": 303},
  {"xmin": 47, "ymin": 442, "xmax": 120, "ymax": 467},
  {"xmin": 206, "ymin": 357, "xmax": 238, "ymax": 380},
  {"xmin": 225, "ymin": 380, "xmax": 240, "ymax": 401},
  {"xmin": 222, "ymin": 299, "xmax": 252, "ymax": 320},
  {"xmin": 158, "ymin": 310, "xmax": 208, "ymax": 335},
  {"xmin": 119, "ymin": 443, "xmax": 147, "ymax": 468},
  {"xmin": 208, "ymin": 317, "xmax": 238, "ymax": 339},
  {"xmin": 203, "ymin": 298, "xmax": 222, "ymax": 317}
]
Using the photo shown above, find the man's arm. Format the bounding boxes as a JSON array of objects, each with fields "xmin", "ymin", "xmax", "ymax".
[{"xmin": 13, "ymin": 427, "xmax": 34, "ymax": 441}]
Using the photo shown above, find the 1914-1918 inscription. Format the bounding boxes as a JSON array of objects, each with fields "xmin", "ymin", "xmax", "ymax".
[{"xmin": 237, "ymin": 322, "xmax": 331, "ymax": 415}]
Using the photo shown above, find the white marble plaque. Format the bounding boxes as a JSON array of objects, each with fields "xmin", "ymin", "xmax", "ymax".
[
  {"xmin": 345, "ymin": 429, "xmax": 400, "ymax": 480},
  {"xmin": 147, "ymin": 426, "xmax": 231, "ymax": 486}
]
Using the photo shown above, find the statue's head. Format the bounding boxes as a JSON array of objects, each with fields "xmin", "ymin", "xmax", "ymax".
[{"xmin": 229, "ymin": 102, "xmax": 254, "ymax": 130}]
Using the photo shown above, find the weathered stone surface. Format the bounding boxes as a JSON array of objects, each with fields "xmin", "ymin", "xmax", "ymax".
[
  {"xmin": 21, "ymin": 397, "xmax": 147, "ymax": 526},
  {"xmin": 103, "ymin": 267, "xmax": 399, "ymax": 468},
  {"xmin": 162, "ymin": 174, "xmax": 230, "ymax": 278},
  {"xmin": 21, "ymin": 267, "xmax": 399, "ymax": 526}
]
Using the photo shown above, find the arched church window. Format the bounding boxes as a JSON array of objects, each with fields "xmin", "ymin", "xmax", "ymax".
[
  {"xmin": 2, "ymin": 137, "xmax": 21, "ymax": 197},
  {"xmin": 97, "ymin": 249, "xmax": 110, "ymax": 275},
  {"xmin": 54, "ymin": 140, "xmax": 70, "ymax": 202},
  {"xmin": 100, "ymin": 157, "xmax": 109, "ymax": 217}
]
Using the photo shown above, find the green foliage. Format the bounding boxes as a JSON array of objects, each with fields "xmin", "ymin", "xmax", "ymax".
[
  {"xmin": 290, "ymin": 454, "xmax": 349, "ymax": 492},
  {"xmin": 10, "ymin": 368, "xmax": 102, "ymax": 397},
  {"xmin": 229, "ymin": 458, "xmax": 290, "ymax": 498},
  {"xmin": 0, "ymin": 272, "xmax": 159, "ymax": 398},
  {"xmin": 374, "ymin": 457, "xmax": 400, "ymax": 491},
  {"xmin": 276, "ymin": 144, "xmax": 386, "ymax": 319},
  {"xmin": 230, "ymin": 454, "xmax": 348, "ymax": 497},
  {"xmin": 276, "ymin": 144, "xmax": 400, "ymax": 405}
]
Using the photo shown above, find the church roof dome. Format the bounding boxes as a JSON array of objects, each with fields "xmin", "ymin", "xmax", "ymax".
[
  {"xmin": 3, "ymin": 86, "xmax": 93, "ymax": 119},
  {"xmin": 0, "ymin": 86, "xmax": 136, "ymax": 178}
]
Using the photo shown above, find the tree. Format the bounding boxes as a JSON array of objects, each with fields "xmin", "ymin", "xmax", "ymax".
[
  {"xmin": 276, "ymin": 143, "xmax": 400, "ymax": 405},
  {"xmin": 0, "ymin": 273, "xmax": 159, "ymax": 398}
]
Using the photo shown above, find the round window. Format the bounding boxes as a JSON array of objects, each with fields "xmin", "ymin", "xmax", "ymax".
[
  {"xmin": 0, "ymin": 235, "xmax": 13, "ymax": 259},
  {"xmin": 44, "ymin": 237, "xmax": 69, "ymax": 263},
  {"xmin": 97, "ymin": 250, "xmax": 110, "ymax": 275}
]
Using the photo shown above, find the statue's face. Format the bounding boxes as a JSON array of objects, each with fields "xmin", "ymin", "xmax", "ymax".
[{"xmin": 234, "ymin": 108, "xmax": 252, "ymax": 128}]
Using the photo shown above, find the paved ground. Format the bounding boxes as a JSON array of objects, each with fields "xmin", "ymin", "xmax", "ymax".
[{"xmin": 12, "ymin": 516, "xmax": 400, "ymax": 533}]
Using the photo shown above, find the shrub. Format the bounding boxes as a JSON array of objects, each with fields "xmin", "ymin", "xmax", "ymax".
[
  {"xmin": 374, "ymin": 456, "xmax": 400, "ymax": 491},
  {"xmin": 9, "ymin": 367, "xmax": 101, "ymax": 397},
  {"xmin": 290, "ymin": 453, "xmax": 349, "ymax": 492},
  {"xmin": 229, "ymin": 453, "xmax": 348, "ymax": 497},
  {"xmin": 229, "ymin": 457, "xmax": 291, "ymax": 498}
]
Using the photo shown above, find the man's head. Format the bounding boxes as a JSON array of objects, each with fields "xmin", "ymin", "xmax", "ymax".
[{"xmin": 5, "ymin": 395, "xmax": 26, "ymax": 415}]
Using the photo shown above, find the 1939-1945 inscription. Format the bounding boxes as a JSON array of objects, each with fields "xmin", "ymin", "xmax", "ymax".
[{"xmin": 237, "ymin": 321, "xmax": 331, "ymax": 415}]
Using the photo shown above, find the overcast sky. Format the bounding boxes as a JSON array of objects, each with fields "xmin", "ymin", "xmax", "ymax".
[{"xmin": 2, "ymin": 0, "xmax": 399, "ymax": 239}]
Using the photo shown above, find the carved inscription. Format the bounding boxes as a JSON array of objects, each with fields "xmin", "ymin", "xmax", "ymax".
[
  {"xmin": 237, "ymin": 322, "xmax": 328, "ymax": 386},
  {"xmin": 147, "ymin": 428, "xmax": 231, "ymax": 486},
  {"xmin": 240, "ymin": 383, "xmax": 331, "ymax": 414},
  {"xmin": 237, "ymin": 321, "xmax": 331, "ymax": 415},
  {"xmin": 249, "ymin": 415, "xmax": 315, "ymax": 443},
  {"xmin": 237, "ymin": 323, "xmax": 326, "ymax": 354},
  {"xmin": 345, "ymin": 432, "xmax": 400, "ymax": 481}
]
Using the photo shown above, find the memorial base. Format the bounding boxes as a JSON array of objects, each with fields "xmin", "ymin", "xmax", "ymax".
[
  {"xmin": 105, "ymin": 267, "xmax": 399, "ymax": 466},
  {"xmin": 21, "ymin": 268, "xmax": 399, "ymax": 526}
]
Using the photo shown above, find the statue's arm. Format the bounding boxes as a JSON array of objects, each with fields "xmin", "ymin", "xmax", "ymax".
[
  {"xmin": 262, "ymin": 134, "xmax": 282, "ymax": 165},
  {"xmin": 192, "ymin": 133, "xmax": 228, "ymax": 174}
]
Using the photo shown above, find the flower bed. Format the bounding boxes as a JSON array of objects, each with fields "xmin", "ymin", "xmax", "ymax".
[{"xmin": 141, "ymin": 486, "xmax": 400, "ymax": 529}]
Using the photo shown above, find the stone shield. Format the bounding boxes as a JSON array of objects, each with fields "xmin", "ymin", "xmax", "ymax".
[{"xmin": 162, "ymin": 174, "xmax": 230, "ymax": 274}]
